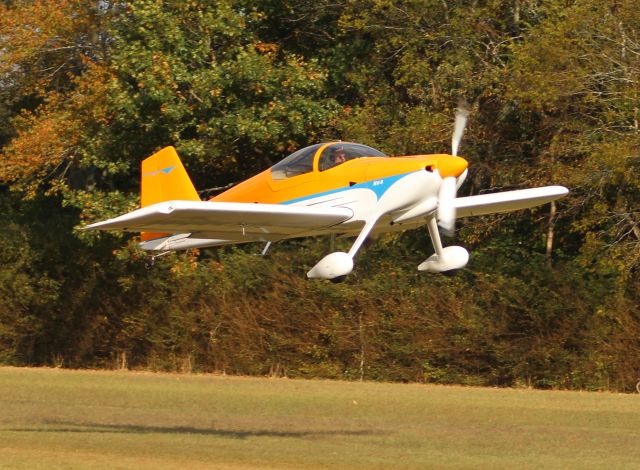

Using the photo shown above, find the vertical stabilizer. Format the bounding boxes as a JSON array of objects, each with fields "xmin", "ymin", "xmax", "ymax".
[
  {"xmin": 141, "ymin": 146, "xmax": 199, "ymax": 206},
  {"xmin": 140, "ymin": 146, "xmax": 199, "ymax": 241}
]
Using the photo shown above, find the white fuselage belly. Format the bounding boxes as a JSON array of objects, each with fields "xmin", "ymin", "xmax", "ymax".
[{"xmin": 295, "ymin": 170, "xmax": 438, "ymax": 219}]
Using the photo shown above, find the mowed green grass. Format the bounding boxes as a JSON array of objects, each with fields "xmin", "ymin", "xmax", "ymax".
[{"xmin": 0, "ymin": 367, "xmax": 639, "ymax": 469}]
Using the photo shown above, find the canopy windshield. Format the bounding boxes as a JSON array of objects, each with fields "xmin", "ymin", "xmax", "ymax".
[
  {"xmin": 318, "ymin": 143, "xmax": 386, "ymax": 171},
  {"xmin": 271, "ymin": 143, "xmax": 386, "ymax": 180},
  {"xmin": 271, "ymin": 144, "xmax": 322, "ymax": 180}
]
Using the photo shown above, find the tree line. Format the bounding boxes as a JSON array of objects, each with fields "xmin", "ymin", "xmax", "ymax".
[{"xmin": 0, "ymin": 0, "xmax": 638, "ymax": 391}]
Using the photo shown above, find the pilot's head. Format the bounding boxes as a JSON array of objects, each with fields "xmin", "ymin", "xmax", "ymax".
[{"xmin": 333, "ymin": 146, "xmax": 347, "ymax": 164}]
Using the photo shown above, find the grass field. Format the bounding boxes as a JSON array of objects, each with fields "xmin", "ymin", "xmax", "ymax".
[{"xmin": 0, "ymin": 367, "xmax": 639, "ymax": 469}]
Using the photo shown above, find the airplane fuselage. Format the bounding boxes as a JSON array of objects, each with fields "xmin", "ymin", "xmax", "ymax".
[{"xmin": 138, "ymin": 143, "xmax": 469, "ymax": 251}]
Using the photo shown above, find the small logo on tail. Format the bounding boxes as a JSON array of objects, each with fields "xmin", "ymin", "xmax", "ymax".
[{"xmin": 143, "ymin": 166, "xmax": 175, "ymax": 177}]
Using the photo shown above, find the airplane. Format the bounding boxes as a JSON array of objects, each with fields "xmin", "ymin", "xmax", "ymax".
[{"xmin": 85, "ymin": 109, "xmax": 568, "ymax": 282}]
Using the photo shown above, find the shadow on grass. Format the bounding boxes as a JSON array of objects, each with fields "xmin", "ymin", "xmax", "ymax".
[{"xmin": 8, "ymin": 422, "xmax": 387, "ymax": 440}]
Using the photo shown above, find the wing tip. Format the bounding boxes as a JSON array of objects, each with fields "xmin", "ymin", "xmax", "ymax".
[
  {"xmin": 81, "ymin": 221, "xmax": 104, "ymax": 231},
  {"xmin": 82, "ymin": 220, "xmax": 126, "ymax": 231},
  {"xmin": 550, "ymin": 185, "xmax": 570, "ymax": 196}
]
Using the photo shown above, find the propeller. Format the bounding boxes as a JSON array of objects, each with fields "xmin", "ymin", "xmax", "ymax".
[
  {"xmin": 437, "ymin": 101, "xmax": 470, "ymax": 236},
  {"xmin": 437, "ymin": 176, "xmax": 457, "ymax": 236},
  {"xmin": 451, "ymin": 101, "xmax": 470, "ymax": 157}
]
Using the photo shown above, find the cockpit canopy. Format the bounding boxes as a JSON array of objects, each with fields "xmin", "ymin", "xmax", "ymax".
[{"xmin": 271, "ymin": 142, "xmax": 387, "ymax": 180}]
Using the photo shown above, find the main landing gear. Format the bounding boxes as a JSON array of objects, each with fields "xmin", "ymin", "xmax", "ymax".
[
  {"xmin": 306, "ymin": 214, "xmax": 469, "ymax": 282},
  {"xmin": 307, "ymin": 215, "xmax": 469, "ymax": 283}
]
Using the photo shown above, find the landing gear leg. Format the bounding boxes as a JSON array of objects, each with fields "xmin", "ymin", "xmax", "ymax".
[{"xmin": 259, "ymin": 241, "xmax": 272, "ymax": 257}]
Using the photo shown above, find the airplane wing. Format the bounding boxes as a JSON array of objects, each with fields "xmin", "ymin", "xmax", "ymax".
[
  {"xmin": 84, "ymin": 200, "xmax": 353, "ymax": 240},
  {"xmin": 454, "ymin": 186, "xmax": 568, "ymax": 218}
]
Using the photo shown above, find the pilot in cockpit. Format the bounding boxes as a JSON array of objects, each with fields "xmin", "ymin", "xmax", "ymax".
[
  {"xmin": 333, "ymin": 146, "xmax": 347, "ymax": 166},
  {"xmin": 318, "ymin": 144, "xmax": 358, "ymax": 171}
]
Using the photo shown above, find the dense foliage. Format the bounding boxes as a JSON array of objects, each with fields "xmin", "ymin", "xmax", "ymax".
[{"xmin": 1, "ymin": 0, "xmax": 638, "ymax": 391}]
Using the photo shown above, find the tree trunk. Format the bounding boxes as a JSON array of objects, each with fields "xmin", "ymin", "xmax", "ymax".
[{"xmin": 546, "ymin": 200, "xmax": 556, "ymax": 264}]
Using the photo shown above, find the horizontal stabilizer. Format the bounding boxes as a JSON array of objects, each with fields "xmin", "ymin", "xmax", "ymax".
[
  {"xmin": 454, "ymin": 186, "xmax": 568, "ymax": 218},
  {"xmin": 84, "ymin": 200, "xmax": 353, "ymax": 240}
]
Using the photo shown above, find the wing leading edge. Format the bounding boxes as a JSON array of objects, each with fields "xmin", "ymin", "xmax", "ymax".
[
  {"xmin": 84, "ymin": 200, "xmax": 354, "ymax": 240},
  {"xmin": 454, "ymin": 185, "xmax": 568, "ymax": 218}
]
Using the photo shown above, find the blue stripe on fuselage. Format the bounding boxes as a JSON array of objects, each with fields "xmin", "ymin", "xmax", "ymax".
[{"xmin": 283, "ymin": 171, "xmax": 414, "ymax": 205}]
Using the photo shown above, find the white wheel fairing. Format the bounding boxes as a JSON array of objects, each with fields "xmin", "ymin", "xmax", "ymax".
[
  {"xmin": 418, "ymin": 246, "xmax": 469, "ymax": 273},
  {"xmin": 307, "ymin": 252, "xmax": 354, "ymax": 280}
]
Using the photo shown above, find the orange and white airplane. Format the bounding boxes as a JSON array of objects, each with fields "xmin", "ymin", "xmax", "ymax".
[{"xmin": 86, "ymin": 110, "xmax": 568, "ymax": 281}]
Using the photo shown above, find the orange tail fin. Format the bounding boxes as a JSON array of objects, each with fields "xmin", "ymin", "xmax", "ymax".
[{"xmin": 140, "ymin": 146, "xmax": 200, "ymax": 241}]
